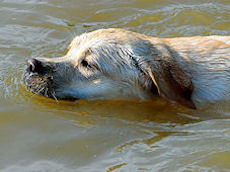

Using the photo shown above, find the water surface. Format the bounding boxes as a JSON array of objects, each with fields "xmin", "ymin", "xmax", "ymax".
[{"xmin": 0, "ymin": 0, "xmax": 230, "ymax": 171}]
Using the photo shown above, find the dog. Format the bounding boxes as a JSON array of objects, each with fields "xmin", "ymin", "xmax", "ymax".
[{"xmin": 23, "ymin": 28, "xmax": 230, "ymax": 109}]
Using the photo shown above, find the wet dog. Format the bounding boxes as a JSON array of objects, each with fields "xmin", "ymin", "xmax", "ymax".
[{"xmin": 24, "ymin": 28, "xmax": 230, "ymax": 109}]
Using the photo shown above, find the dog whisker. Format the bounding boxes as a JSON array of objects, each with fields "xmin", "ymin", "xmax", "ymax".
[{"xmin": 51, "ymin": 91, "xmax": 58, "ymax": 102}]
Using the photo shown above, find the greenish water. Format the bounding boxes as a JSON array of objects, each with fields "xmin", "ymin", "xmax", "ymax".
[{"xmin": 0, "ymin": 0, "xmax": 230, "ymax": 171}]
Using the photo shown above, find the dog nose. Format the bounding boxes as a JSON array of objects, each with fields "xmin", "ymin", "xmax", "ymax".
[{"xmin": 27, "ymin": 58, "xmax": 43, "ymax": 73}]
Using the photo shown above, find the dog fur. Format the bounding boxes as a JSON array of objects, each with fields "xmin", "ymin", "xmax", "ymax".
[{"xmin": 24, "ymin": 28, "xmax": 230, "ymax": 109}]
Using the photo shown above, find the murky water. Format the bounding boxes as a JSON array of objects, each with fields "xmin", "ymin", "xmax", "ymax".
[{"xmin": 0, "ymin": 0, "xmax": 230, "ymax": 171}]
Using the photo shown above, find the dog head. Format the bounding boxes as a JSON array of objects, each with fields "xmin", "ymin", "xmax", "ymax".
[{"xmin": 24, "ymin": 28, "xmax": 195, "ymax": 108}]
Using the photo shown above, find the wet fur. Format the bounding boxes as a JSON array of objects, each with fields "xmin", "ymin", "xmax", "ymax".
[{"xmin": 24, "ymin": 28, "xmax": 230, "ymax": 109}]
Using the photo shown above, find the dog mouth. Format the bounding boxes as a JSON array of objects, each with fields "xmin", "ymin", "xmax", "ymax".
[
  {"xmin": 23, "ymin": 70, "xmax": 78, "ymax": 101},
  {"xmin": 23, "ymin": 70, "xmax": 56, "ymax": 98}
]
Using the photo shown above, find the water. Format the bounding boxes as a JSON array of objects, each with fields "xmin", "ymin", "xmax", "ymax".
[{"xmin": 0, "ymin": 0, "xmax": 230, "ymax": 171}]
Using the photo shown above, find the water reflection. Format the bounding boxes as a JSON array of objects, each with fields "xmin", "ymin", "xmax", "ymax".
[{"xmin": 1, "ymin": 0, "xmax": 230, "ymax": 171}]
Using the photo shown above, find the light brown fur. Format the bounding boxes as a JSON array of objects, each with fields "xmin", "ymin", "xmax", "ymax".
[{"xmin": 24, "ymin": 28, "xmax": 230, "ymax": 109}]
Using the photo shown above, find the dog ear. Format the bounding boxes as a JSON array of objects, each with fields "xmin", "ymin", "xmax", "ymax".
[{"xmin": 146, "ymin": 58, "xmax": 196, "ymax": 109}]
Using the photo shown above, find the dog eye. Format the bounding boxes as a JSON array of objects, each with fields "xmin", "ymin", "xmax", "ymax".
[{"xmin": 81, "ymin": 59, "xmax": 91, "ymax": 68}]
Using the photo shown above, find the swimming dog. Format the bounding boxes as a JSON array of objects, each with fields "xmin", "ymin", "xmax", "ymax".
[{"xmin": 24, "ymin": 28, "xmax": 230, "ymax": 109}]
